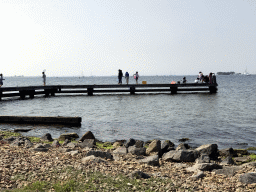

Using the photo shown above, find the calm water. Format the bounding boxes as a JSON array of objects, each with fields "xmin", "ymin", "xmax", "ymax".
[{"xmin": 0, "ymin": 75, "xmax": 255, "ymax": 150}]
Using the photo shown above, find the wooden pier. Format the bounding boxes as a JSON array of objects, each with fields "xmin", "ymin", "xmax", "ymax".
[{"xmin": 0, "ymin": 83, "xmax": 218, "ymax": 100}]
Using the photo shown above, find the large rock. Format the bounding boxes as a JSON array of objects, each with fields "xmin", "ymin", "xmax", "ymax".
[
  {"xmin": 24, "ymin": 140, "xmax": 33, "ymax": 148},
  {"xmin": 161, "ymin": 140, "xmax": 175, "ymax": 154},
  {"xmin": 176, "ymin": 143, "xmax": 190, "ymax": 151},
  {"xmin": 219, "ymin": 148, "xmax": 235, "ymax": 157},
  {"xmin": 146, "ymin": 140, "xmax": 161, "ymax": 156},
  {"xmin": 139, "ymin": 155, "xmax": 159, "ymax": 166},
  {"xmin": 79, "ymin": 131, "xmax": 95, "ymax": 142},
  {"xmin": 191, "ymin": 171, "xmax": 205, "ymax": 180},
  {"xmin": 195, "ymin": 144, "xmax": 218, "ymax": 160},
  {"xmin": 86, "ymin": 150, "xmax": 113, "ymax": 160},
  {"xmin": 239, "ymin": 172, "xmax": 256, "ymax": 184},
  {"xmin": 128, "ymin": 146, "xmax": 146, "ymax": 156},
  {"xmin": 41, "ymin": 133, "xmax": 53, "ymax": 142},
  {"xmin": 66, "ymin": 142, "xmax": 77, "ymax": 149},
  {"xmin": 58, "ymin": 133, "xmax": 79, "ymax": 141},
  {"xmin": 125, "ymin": 138, "xmax": 136, "ymax": 148},
  {"xmin": 220, "ymin": 156, "xmax": 235, "ymax": 165},
  {"xmin": 82, "ymin": 155, "xmax": 106, "ymax": 164},
  {"xmin": 213, "ymin": 166, "xmax": 242, "ymax": 177},
  {"xmin": 52, "ymin": 140, "xmax": 61, "ymax": 148},
  {"xmin": 135, "ymin": 140, "xmax": 144, "ymax": 148},
  {"xmin": 113, "ymin": 147, "xmax": 128, "ymax": 155},
  {"xmin": 186, "ymin": 163, "xmax": 222, "ymax": 172},
  {"xmin": 195, "ymin": 154, "xmax": 210, "ymax": 164},
  {"xmin": 33, "ymin": 144, "xmax": 49, "ymax": 152},
  {"xmin": 162, "ymin": 150, "xmax": 196, "ymax": 162},
  {"xmin": 78, "ymin": 139, "xmax": 95, "ymax": 148}
]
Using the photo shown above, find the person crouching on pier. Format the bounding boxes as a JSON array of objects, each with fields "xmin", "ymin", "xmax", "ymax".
[
  {"xmin": 42, "ymin": 72, "xmax": 46, "ymax": 86},
  {"xmin": 0, "ymin": 74, "xmax": 4, "ymax": 87}
]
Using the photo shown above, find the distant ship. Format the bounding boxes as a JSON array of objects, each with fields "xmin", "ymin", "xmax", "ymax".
[{"xmin": 217, "ymin": 72, "xmax": 235, "ymax": 75}]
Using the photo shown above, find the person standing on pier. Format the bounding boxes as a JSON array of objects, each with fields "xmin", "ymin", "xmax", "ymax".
[
  {"xmin": 134, "ymin": 71, "xmax": 139, "ymax": 84},
  {"xmin": 0, "ymin": 74, "xmax": 5, "ymax": 87},
  {"xmin": 118, "ymin": 69, "xmax": 123, "ymax": 84},
  {"xmin": 42, "ymin": 71, "xmax": 46, "ymax": 86},
  {"xmin": 125, "ymin": 71, "xmax": 129, "ymax": 84}
]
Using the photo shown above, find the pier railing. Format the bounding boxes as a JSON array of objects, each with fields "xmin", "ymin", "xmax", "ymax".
[{"xmin": 0, "ymin": 83, "xmax": 218, "ymax": 100}]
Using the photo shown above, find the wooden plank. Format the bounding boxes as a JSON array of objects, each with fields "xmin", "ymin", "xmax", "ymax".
[{"xmin": 0, "ymin": 116, "xmax": 81, "ymax": 126}]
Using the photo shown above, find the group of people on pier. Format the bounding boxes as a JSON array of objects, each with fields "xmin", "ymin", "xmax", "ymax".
[
  {"xmin": 195, "ymin": 71, "xmax": 215, "ymax": 84},
  {"xmin": 118, "ymin": 69, "xmax": 139, "ymax": 85}
]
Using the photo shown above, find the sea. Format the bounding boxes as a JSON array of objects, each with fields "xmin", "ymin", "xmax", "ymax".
[{"xmin": 0, "ymin": 75, "xmax": 255, "ymax": 150}]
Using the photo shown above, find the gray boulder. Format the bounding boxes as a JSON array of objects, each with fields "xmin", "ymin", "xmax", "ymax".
[
  {"xmin": 191, "ymin": 171, "xmax": 205, "ymax": 180},
  {"xmin": 176, "ymin": 143, "xmax": 190, "ymax": 151},
  {"xmin": 239, "ymin": 172, "xmax": 256, "ymax": 184},
  {"xmin": 79, "ymin": 131, "xmax": 95, "ymax": 142},
  {"xmin": 195, "ymin": 144, "xmax": 218, "ymax": 160},
  {"xmin": 162, "ymin": 150, "xmax": 196, "ymax": 162},
  {"xmin": 41, "ymin": 133, "xmax": 53, "ymax": 142},
  {"xmin": 82, "ymin": 155, "xmax": 106, "ymax": 164},
  {"xmin": 213, "ymin": 166, "xmax": 242, "ymax": 177},
  {"xmin": 129, "ymin": 171, "xmax": 151, "ymax": 179},
  {"xmin": 78, "ymin": 139, "xmax": 95, "ymax": 148},
  {"xmin": 135, "ymin": 140, "xmax": 144, "ymax": 148},
  {"xmin": 62, "ymin": 139, "xmax": 70, "ymax": 146},
  {"xmin": 58, "ymin": 133, "xmax": 79, "ymax": 141},
  {"xmin": 139, "ymin": 155, "xmax": 159, "ymax": 166},
  {"xmin": 66, "ymin": 142, "xmax": 77, "ymax": 149},
  {"xmin": 86, "ymin": 150, "xmax": 113, "ymax": 160},
  {"xmin": 186, "ymin": 163, "xmax": 222, "ymax": 172},
  {"xmin": 220, "ymin": 156, "xmax": 235, "ymax": 165},
  {"xmin": 125, "ymin": 138, "xmax": 136, "ymax": 148},
  {"xmin": 161, "ymin": 140, "xmax": 175, "ymax": 154},
  {"xmin": 33, "ymin": 144, "xmax": 49, "ymax": 152},
  {"xmin": 146, "ymin": 140, "xmax": 161, "ymax": 156},
  {"xmin": 113, "ymin": 147, "xmax": 128, "ymax": 155},
  {"xmin": 195, "ymin": 154, "xmax": 210, "ymax": 164},
  {"xmin": 128, "ymin": 146, "xmax": 146, "ymax": 156},
  {"xmin": 219, "ymin": 148, "xmax": 235, "ymax": 157},
  {"xmin": 24, "ymin": 140, "xmax": 33, "ymax": 148},
  {"xmin": 67, "ymin": 150, "xmax": 79, "ymax": 156},
  {"xmin": 52, "ymin": 140, "xmax": 61, "ymax": 148}
]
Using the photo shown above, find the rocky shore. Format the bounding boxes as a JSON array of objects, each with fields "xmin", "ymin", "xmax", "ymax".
[{"xmin": 0, "ymin": 130, "xmax": 256, "ymax": 191}]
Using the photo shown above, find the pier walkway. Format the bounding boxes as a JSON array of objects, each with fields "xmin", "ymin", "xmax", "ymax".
[{"xmin": 0, "ymin": 83, "xmax": 218, "ymax": 100}]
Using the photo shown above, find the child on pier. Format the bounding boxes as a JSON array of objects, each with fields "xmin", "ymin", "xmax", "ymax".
[{"xmin": 42, "ymin": 72, "xmax": 46, "ymax": 86}]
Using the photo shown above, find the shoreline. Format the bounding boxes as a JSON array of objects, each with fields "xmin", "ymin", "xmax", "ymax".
[{"xmin": 0, "ymin": 130, "xmax": 256, "ymax": 191}]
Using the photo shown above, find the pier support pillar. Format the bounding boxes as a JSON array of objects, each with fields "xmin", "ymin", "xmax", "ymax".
[
  {"xmin": 130, "ymin": 86, "xmax": 135, "ymax": 94},
  {"xmin": 0, "ymin": 90, "xmax": 2, "ymax": 101},
  {"xmin": 87, "ymin": 88, "xmax": 93, "ymax": 96},
  {"xmin": 19, "ymin": 91, "xmax": 26, "ymax": 99},
  {"xmin": 209, "ymin": 86, "xmax": 217, "ymax": 93},
  {"xmin": 29, "ymin": 90, "xmax": 35, "ymax": 99},
  {"xmin": 44, "ymin": 89, "xmax": 50, "ymax": 97},
  {"xmin": 170, "ymin": 87, "xmax": 177, "ymax": 94}
]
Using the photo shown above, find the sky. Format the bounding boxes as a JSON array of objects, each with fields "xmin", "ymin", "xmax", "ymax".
[{"xmin": 1, "ymin": 0, "xmax": 256, "ymax": 77}]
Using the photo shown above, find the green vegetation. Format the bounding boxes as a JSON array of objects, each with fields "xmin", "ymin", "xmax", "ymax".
[
  {"xmin": 247, "ymin": 147, "xmax": 256, "ymax": 151},
  {"xmin": 96, "ymin": 142, "xmax": 114, "ymax": 149},
  {"xmin": 249, "ymin": 154, "xmax": 256, "ymax": 161},
  {"xmin": 5, "ymin": 169, "xmax": 176, "ymax": 192},
  {"xmin": 0, "ymin": 131, "xmax": 21, "ymax": 138}
]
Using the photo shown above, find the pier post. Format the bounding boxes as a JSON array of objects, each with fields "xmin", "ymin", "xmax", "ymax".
[
  {"xmin": 170, "ymin": 87, "xmax": 177, "ymax": 94},
  {"xmin": 130, "ymin": 86, "xmax": 135, "ymax": 94},
  {"xmin": 0, "ymin": 90, "xmax": 2, "ymax": 101},
  {"xmin": 44, "ymin": 89, "xmax": 50, "ymax": 97},
  {"xmin": 29, "ymin": 90, "xmax": 35, "ymax": 99},
  {"xmin": 87, "ymin": 87, "xmax": 93, "ymax": 96},
  {"xmin": 19, "ymin": 91, "xmax": 26, "ymax": 99},
  {"xmin": 50, "ymin": 89, "xmax": 57, "ymax": 96},
  {"xmin": 209, "ymin": 85, "xmax": 217, "ymax": 93}
]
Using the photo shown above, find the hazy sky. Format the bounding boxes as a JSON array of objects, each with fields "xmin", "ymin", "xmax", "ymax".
[{"xmin": 1, "ymin": 0, "xmax": 256, "ymax": 76}]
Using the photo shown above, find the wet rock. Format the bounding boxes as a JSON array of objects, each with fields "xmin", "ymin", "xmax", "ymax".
[
  {"xmin": 125, "ymin": 138, "xmax": 136, "ymax": 148},
  {"xmin": 138, "ymin": 155, "xmax": 159, "ymax": 166},
  {"xmin": 187, "ymin": 163, "xmax": 222, "ymax": 172},
  {"xmin": 86, "ymin": 150, "xmax": 113, "ymax": 160},
  {"xmin": 146, "ymin": 140, "xmax": 161, "ymax": 156},
  {"xmin": 176, "ymin": 143, "xmax": 190, "ymax": 151},
  {"xmin": 66, "ymin": 142, "xmax": 77, "ymax": 149},
  {"xmin": 220, "ymin": 156, "xmax": 235, "ymax": 165},
  {"xmin": 113, "ymin": 141, "xmax": 123, "ymax": 148},
  {"xmin": 58, "ymin": 133, "xmax": 79, "ymax": 141},
  {"xmin": 239, "ymin": 172, "xmax": 256, "ymax": 184},
  {"xmin": 79, "ymin": 131, "xmax": 95, "ymax": 142},
  {"xmin": 195, "ymin": 144, "xmax": 218, "ymax": 160},
  {"xmin": 195, "ymin": 154, "xmax": 210, "ymax": 164},
  {"xmin": 128, "ymin": 146, "xmax": 146, "ymax": 156},
  {"xmin": 162, "ymin": 150, "xmax": 196, "ymax": 162},
  {"xmin": 62, "ymin": 139, "xmax": 71, "ymax": 146},
  {"xmin": 191, "ymin": 171, "xmax": 205, "ymax": 180},
  {"xmin": 78, "ymin": 139, "xmax": 95, "ymax": 148},
  {"xmin": 219, "ymin": 148, "xmax": 235, "ymax": 157},
  {"xmin": 52, "ymin": 140, "xmax": 61, "ymax": 148},
  {"xmin": 179, "ymin": 138, "xmax": 189, "ymax": 142},
  {"xmin": 161, "ymin": 140, "xmax": 175, "ymax": 154},
  {"xmin": 113, "ymin": 147, "xmax": 128, "ymax": 155},
  {"xmin": 82, "ymin": 155, "xmax": 106, "ymax": 163},
  {"xmin": 213, "ymin": 166, "xmax": 241, "ymax": 177},
  {"xmin": 234, "ymin": 149, "xmax": 249, "ymax": 156},
  {"xmin": 41, "ymin": 133, "xmax": 53, "ymax": 142},
  {"xmin": 135, "ymin": 140, "xmax": 144, "ymax": 148},
  {"xmin": 129, "ymin": 171, "xmax": 151, "ymax": 179},
  {"xmin": 33, "ymin": 144, "xmax": 49, "ymax": 152}
]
